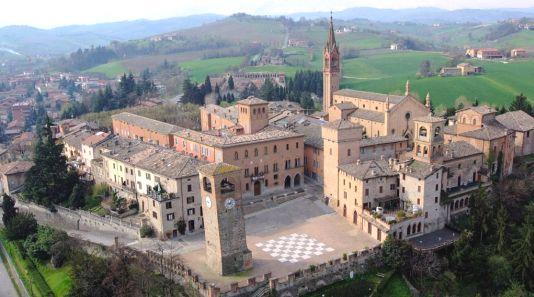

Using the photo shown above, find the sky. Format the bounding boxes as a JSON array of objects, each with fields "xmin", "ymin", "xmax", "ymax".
[{"xmin": 1, "ymin": 0, "xmax": 533, "ymax": 28}]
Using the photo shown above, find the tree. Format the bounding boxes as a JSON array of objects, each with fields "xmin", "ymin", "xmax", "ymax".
[
  {"xmin": 469, "ymin": 187, "xmax": 492, "ymax": 243},
  {"xmin": 509, "ymin": 93, "xmax": 532, "ymax": 116},
  {"xmin": 23, "ymin": 118, "xmax": 78, "ymax": 208},
  {"xmin": 510, "ymin": 219, "xmax": 533, "ymax": 287},
  {"xmin": 299, "ymin": 92, "xmax": 315, "ymax": 113},
  {"xmin": 228, "ymin": 75, "xmax": 234, "ymax": 90},
  {"xmin": 68, "ymin": 184, "xmax": 86, "ymax": 209},
  {"xmin": 432, "ymin": 270, "xmax": 458, "ymax": 297},
  {"xmin": 5, "ymin": 212, "xmax": 38, "ymax": 240},
  {"xmin": 102, "ymin": 250, "xmax": 138, "ymax": 297},
  {"xmin": 495, "ymin": 204, "xmax": 508, "ymax": 254},
  {"xmin": 259, "ymin": 78, "xmax": 275, "ymax": 101},
  {"xmin": 381, "ymin": 236, "xmax": 411, "ymax": 271},
  {"xmin": 69, "ymin": 251, "xmax": 110, "ymax": 297},
  {"xmin": 2, "ymin": 194, "xmax": 16, "ymax": 226},
  {"xmin": 203, "ymin": 75, "xmax": 212, "ymax": 94},
  {"xmin": 487, "ymin": 255, "xmax": 512, "ymax": 292},
  {"xmin": 501, "ymin": 282, "xmax": 529, "ymax": 297},
  {"xmin": 419, "ymin": 60, "xmax": 433, "ymax": 77},
  {"xmin": 23, "ymin": 226, "xmax": 68, "ymax": 260}
]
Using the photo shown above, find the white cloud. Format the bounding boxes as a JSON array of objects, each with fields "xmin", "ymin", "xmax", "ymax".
[{"xmin": 1, "ymin": 0, "xmax": 532, "ymax": 28}]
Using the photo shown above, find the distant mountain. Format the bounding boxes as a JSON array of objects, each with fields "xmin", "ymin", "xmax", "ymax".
[
  {"xmin": 0, "ymin": 14, "xmax": 223, "ymax": 57},
  {"xmin": 289, "ymin": 7, "xmax": 534, "ymax": 24}
]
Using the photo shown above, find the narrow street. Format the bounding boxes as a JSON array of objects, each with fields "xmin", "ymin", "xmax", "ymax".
[{"xmin": 0, "ymin": 252, "xmax": 20, "ymax": 297}]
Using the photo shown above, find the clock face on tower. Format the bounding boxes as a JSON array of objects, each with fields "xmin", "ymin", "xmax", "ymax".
[
  {"xmin": 224, "ymin": 198, "xmax": 236, "ymax": 210},
  {"xmin": 205, "ymin": 196, "xmax": 212, "ymax": 209}
]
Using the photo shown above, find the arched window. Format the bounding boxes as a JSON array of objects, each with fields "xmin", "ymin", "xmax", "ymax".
[
  {"xmin": 417, "ymin": 222, "xmax": 421, "ymax": 233},
  {"xmin": 254, "ymin": 148, "xmax": 258, "ymax": 157},
  {"xmin": 472, "ymin": 118, "xmax": 477, "ymax": 125},
  {"xmin": 412, "ymin": 224, "xmax": 416, "ymax": 234},
  {"xmin": 347, "ymin": 149, "xmax": 351, "ymax": 156},
  {"xmin": 234, "ymin": 152, "xmax": 239, "ymax": 160},
  {"xmin": 462, "ymin": 117, "xmax": 467, "ymax": 124},
  {"xmin": 407, "ymin": 226, "xmax": 411, "ymax": 235},
  {"xmin": 273, "ymin": 145, "xmax": 277, "ymax": 153},
  {"xmin": 419, "ymin": 126, "xmax": 427, "ymax": 137},
  {"xmin": 417, "ymin": 145, "xmax": 421, "ymax": 154},
  {"xmin": 423, "ymin": 146, "xmax": 428, "ymax": 155},
  {"xmin": 245, "ymin": 150, "xmax": 249, "ymax": 158}
]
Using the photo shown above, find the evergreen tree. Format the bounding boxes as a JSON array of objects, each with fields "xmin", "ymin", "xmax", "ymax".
[
  {"xmin": 228, "ymin": 75, "xmax": 234, "ymax": 90},
  {"xmin": 23, "ymin": 118, "xmax": 78, "ymax": 209},
  {"xmin": 203, "ymin": 75, "xmax": 212, "ymax": 94},
  {"xmin": 509, "ymin": 93, "xmax": 532, "ymax": 116},
  {"xmin": 299, "ymin": 92, "xmax": 315, "ymax": 113},
  {"xmin": 2, "ymin": 194, "xmax": 16, "ymax": 226},
  {"xmin": 260, "ymin": 78, "xmax": 275, "ymax": 101},
  {"xmin": 68, "ymin": 184, "xmax": 85, "ymax": 209}
]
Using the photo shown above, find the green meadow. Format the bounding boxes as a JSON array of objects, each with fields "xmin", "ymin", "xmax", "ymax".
[{"xmin": 179, "ymin": 56, "xmax": 246, "ymax": 82}]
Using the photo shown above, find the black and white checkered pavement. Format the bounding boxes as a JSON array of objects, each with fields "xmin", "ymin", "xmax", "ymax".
[{"xmin": 255, "ymin": 233, "xmax": 334, "ymax": 263}]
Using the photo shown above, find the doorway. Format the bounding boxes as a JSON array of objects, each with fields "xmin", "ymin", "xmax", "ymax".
[{"xmin": 254, "ymin": 181, "xmax": 261, "ymax": 196}]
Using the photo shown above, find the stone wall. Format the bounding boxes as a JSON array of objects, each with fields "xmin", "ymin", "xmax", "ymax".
[
  {"xmin": 15, "ymin": 200, "xmax": 140, "ymax": 238},
  {"xmin": 141, "ymin": 246, "xmax": 380, "ymax": 297}
]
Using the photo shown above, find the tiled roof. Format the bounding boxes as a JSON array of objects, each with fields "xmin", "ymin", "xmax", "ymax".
[
  {"xmin": 237, "ymin": 97, "xmax": 268, "ymax": 105},
  {"xmin": 333, "ymin": 102, "xmax": 356, "ymax": 110},
  {"xmin": 458, "ymin": 105, "xmax": 496, "ymax": 115},
  {"xmin": 339, "ymin": 160, "xmax": 397, "ymax": 180},
  {"xmin": 401, "ymin": 159, "xmax": 442, "ymax": 179},
  {"xmin": 443, "ymin": 125, "xmax": 457, "ymax": 135},
  {"xmin": 0, "ymin": 161, "xmax": 33, "ymax": 175},
  {"xmin": 174, "ymin": 125, "xmax": 302, "ymax": 148},
  {"xmin": 112, "ymin": 112, "xmax": 180, "ymax": 135},
  {"xmin": 413, "ymin": 114, "xmax": 446, "ymax": 123},
  {"xmin": 496, "ymin": 110, "xmax": 534, "ymax": 132},
  {"xmin": 349, "ymin": 108, "xmax": 385, "ymax": 123},
  {"xmin": 202, "ymin": 104, "xmax": 238, "ymax": 123},
  {"xmin": 198, "ymin": 163, "xmax": 241, "ymax": 176},
  {"xmin": 100, "ymin": 136, "xmax": 206, "ymax": 179},
  {"xmin": 81, "ymin": 132, "xmax": 110, "ymax": 146},
  {"xmin": 361, "ymin": 135, "xmax": 407, "ymax": 147},
  {"xmin": 459, "ymin": 124, "xmax": 509, "ymax": 141},
  {"xmin": 323, "ymin": 119, "xmax": 360, "ymax": 130},
  {"xmin": 334, "ymin": 89, "xmax": 404, "ymax": 104},
  {"xmin": 63, "ymin": 130, "xmax": 92, "ymax": 150},
  {"xmin": 294, "ymin": 124, "xmax": 324, "ymax": 149},
  {"xmin": 443, "ymin": 141, "xmax": 482, "ymax": 161}
]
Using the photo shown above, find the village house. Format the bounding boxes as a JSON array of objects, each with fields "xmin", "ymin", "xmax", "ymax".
[
  {"xmin": 476, "ymin": 48, "xmax": 503, "ymax": 59},
  {"xmin": 510, "ymin": 48, "xmax": 528, "ymax": 58},
  {"xmin": 80, "ymin": 131, "xmax": 112, "ymax": 174},
  {"xmin": 96, "ymin": 137, "xmax": 207, "ymax": 239},
  {"xmin": 495, "ymin": 110, "xmax": 534, "ymax": 156},
  {"xmin": 0, "ymin": 161, "xmax": 33, "ymax": 195}
]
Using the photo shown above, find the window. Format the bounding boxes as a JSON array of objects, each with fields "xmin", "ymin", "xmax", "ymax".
[
  {"xmin": 234, "ymin": 152, "xmax": 239, "ymax": 160},
  {"xmin": 365, "ymin": 189, "xmax": 369, "ymax": 196},
  {"xmin": 146, "ymin": 173, "xmax": 151, "ymax": 180},
  {"xmin": 187, "ymin": 184, "xmax": 192, "ymax": 192},
  {"xmin": 435, "ymin": 197, "xmax": 438, "ymax": 203},
  {"xmin": 264, "ymin": 146, "xmax": 268, "ymax": 155},
  {"xmin": 379, "ymin": 186, "xmax": 383, "ymax": 193},
  {"xmin": 425, "ymin": 212, "xmax": 428, "ymax": 218},
  {"xmin": 245, "ymin": 183, "xmax": 249, "ymax": 191},
  {"xmin": 165, "ymin": 202, "xmax": 172, "ymax": 209},
  {"xmin": 296, "ymin": 142, "xmax": 299, "ymax": 149},
  {"xmin": 417, "ymin": 198, "xmax": 420, "ymax": 205},
  {"xmin": 402, "ymin": 174, "xmax": 405, "ymax": 180},
  {"xmin": 245, "ymin": 150, "xmax": 249, "ymax": 158},
  {"xmin": 402, "ymin": 187, "xmax": 405, "ymax": 193},
  {"xmin": 347, "ymin": 149, "xmax": 351, "ymax": 156},
  {"xmin": 418, "ymin": 185, "xmax": 421, "ymax": 192},
  {"xmin": 152, "ymin": 211, "xmax": 158, "ymax": 219},
  {"xmin": 137, "ymin": 182, "xmax": 142, "ymax": 190},
  {"xmin": 390, "ymin": 184, "xmax": 395, "ymax": 190},
  {"xmin": 138, "ymin": 170, "xmax": 141, "ymax": 177},
  {"xmin": 436, "ymin": 172, "xmax": 439, "ymax": 179},
  {"xmin": 187, "ymin": 208, "xmax": 195, "ymax": 215},
  {"xmin": 458, "ymin": 163, "xmax": 462, "ymax": 169},
  {"xmin": 264, "ymin": 165, "xmax": 269, "ymax": 173},
  {"xmin": 187, "ymin": 196, "xmax": 194, "ymax": 204},
  {"xmin": 244, "ymin": 169, "xmax": 249, "ymax": 177},
  {"xmin": 254, "ymin": 148, "xmax": 258, "ymax": 157},
  {"xmin": 435, "ymin": 184, "xmax": 438, "ymax": 191},
  {"xmin": 155, "ymin": 176, "xmax": 160, "ymax": 183},
  {"xmin": 286, "ymin": 144, "xmax": 289, "ymax": 150},
  {"xmin": 166, "ymin": 213, "xmax": 175, "ymax": 221},
  {"xmin": 344, "ymin": 191, "xmax": 347, "ymax": 199},
  {"xmin": 273, "ymin": 163, "xmax": 278, "ymax": 172},
  {"xmin": 273, "ymin": 145, "xmax": 277, "ymax": 153},
  {"xmin": 273, "ymin": 174, "xmax": 278, "ymax": 180}
]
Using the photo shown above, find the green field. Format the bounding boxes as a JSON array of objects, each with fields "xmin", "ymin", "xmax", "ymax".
[
  {"xmin": 179, "ymin": 56, "xmax": 246, "ymax": 82},
  {"xmin": 339, "ymin": 52, "xmax": 534, "ymax": 108},
  {"xmin": 380, "ymin": 273, "xmax": 411, "ymax": 297},
  {"xmin": 84, "ymin": 60, "xmax": 129, "ymax": 79}
]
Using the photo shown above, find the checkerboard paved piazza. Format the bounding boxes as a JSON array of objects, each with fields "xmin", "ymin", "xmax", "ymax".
[{"xmin": 255, "ymin": 233, "xmax": 335, "ymax": 263}]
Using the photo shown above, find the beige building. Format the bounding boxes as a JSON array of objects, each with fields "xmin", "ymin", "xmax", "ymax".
[
  {"xmin": 496, "ymin": 110, "xmax": 534, "ymax": 157},
  {"xmin": 0, "ymin": 161, "xmax": 33, "ymax": 195},
  {"xmin": 80, "ymin": 132, "xmax": 111, "ymax": 174},
  {"xmin": 97, "ymin": 137, "xmax": 206, "ymax": 239},
  {"xmin": 174, "ymin": 97, "xmax": 305, "ymax": 198},
  {"xmin": 444, "ymin": 106, "xmax": 515, "ymax": 177},
  {"xmin": 329, "ymin": 82, "xmax": 431, "ymax": 139}
]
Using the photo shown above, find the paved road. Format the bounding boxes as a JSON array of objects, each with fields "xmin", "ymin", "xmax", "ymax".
[{"xmin": 0, "ymin": 250, "xmax": 20, "ymax": 297}]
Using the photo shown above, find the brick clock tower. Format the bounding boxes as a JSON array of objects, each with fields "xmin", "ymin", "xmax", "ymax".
[
  {"xmin": 323, "ymin": 13, "xmax": 340, "ymax": 112},
  {"xmin": 199, "ymin": 163, "xmax": 252, "ymax": 276}
]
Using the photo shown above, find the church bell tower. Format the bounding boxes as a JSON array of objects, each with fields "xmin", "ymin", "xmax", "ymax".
[{"xmin": 323, "ymin": 13, "xmax": 340, "ymax": 112}]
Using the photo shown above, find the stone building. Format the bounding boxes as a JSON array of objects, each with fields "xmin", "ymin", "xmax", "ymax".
[
  {"xmin": 96, "ymin": 137, "xmax": 206, "ymax": 239},
  {"xmin": 495, "ymin": 110, "xmax": 534, "ymax": 156},
  {"xmin": 329, "ymin": 83, "xmax": 431, "ymax": 139},
  {"xmin": 111, "ymin": 112, "xmax": 180, "ymax": 148},
  {"xmin": 444, "ymin": 106, "xmax": 515, "ymax": 177},
  {"xmin": 0, "ymin": 161, "xmax": 33, "ymax": 195},
  {"xmin": 174, "ymin": 98, "xmax": 304, "ymax": 198},
  {"xmin": 199, "ymin": 163, "xmax": 252, "ymax": 275}
]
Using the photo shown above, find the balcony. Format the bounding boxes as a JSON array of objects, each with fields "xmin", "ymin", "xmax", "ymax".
[{"xmin": 250, "ymin": 172, "xmax": 265, "ymax": 181}]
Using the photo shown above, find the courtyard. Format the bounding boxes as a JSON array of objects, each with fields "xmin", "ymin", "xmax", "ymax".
[{"xmin": 177, "ymin": 195, "xmax": 380, "ymax": 288}]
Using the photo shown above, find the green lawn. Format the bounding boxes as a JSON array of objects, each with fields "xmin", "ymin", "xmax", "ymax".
[
  {"xmin": 84, "ymin": 60, "xmax": 129, "ymax": 79},
  {"xmin": 305, "ymin": 270, "xmax": 391, "ymax": 297},
  {"xmin": 0, "ymin": 232, "xmax": 72, "ymax": 297},
  {"xmin": 340, "ymin": 52, "xmax": 534, "ymax": 108},
  {"xmin": 380, "ymin": 273, "xmax": 411, "ymax": 297},
  {"xmin": 179, "ymin": 56, "xmax": 246, "ymax": 82}
]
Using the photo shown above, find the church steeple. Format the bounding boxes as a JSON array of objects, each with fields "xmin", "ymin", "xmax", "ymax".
[
  {"xmin": 325, "ymin": 12, "xmax": 338, "ymax": 52},
  {"xmin": 425, "ymin": 92, "xmax": 431, "ymax": 108},
  {"xmin": 405, "ymin": 80, "xmax": 411, "ymax": 96},
  {"xmin": 323, "ymin": 12, "xmax": 341, "ymax": 113}
]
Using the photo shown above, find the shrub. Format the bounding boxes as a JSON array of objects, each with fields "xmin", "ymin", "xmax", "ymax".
[
  {"xmin": 140, "ymin": 225, "xmax": 155, "ymax": 238},
  {"xmin": 23, "ymin": 226, "xmax": 68, "ymax": 260},
  {"xmin": 343, "ymin": 253, "xmax": 348, "ymax": 261},
  {"xmin": 5, "ymin": 212, "xmax": 38, "ymax": 240},
  {"xmin": 396, "ymin": 210, "xmax": 406, "ymax": 220},
  {"xmin": 50, "ymin": 240, "xmax": 71, "ymax": 268}
]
